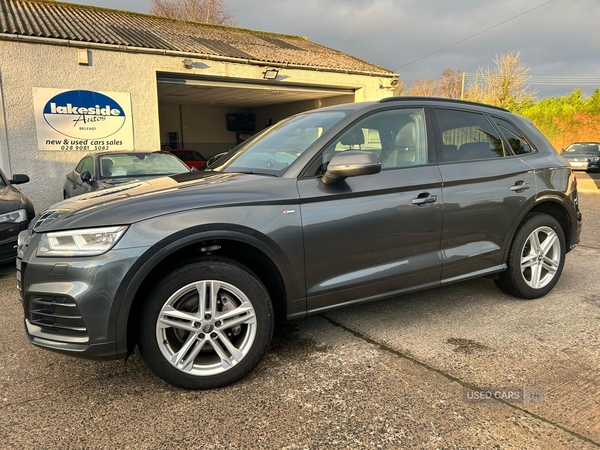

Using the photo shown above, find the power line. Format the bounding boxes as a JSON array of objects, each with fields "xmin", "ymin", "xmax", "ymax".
[{"xmin": 393, "ymin": 0, "xmax": 555, "ymax": 72}]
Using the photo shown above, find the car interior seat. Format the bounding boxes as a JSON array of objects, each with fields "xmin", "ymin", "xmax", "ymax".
[
  {"xmin": 382, "ymin": 122, "xmax": 416, "ymax": 168},
  {"xmin": 101, "ymin": 159, "xmax": 113, "ymax": 177}
]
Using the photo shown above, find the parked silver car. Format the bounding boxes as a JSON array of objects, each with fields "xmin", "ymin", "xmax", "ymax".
[{"xmin": 63, "ymin": 151, "xmax": 190, "ymax": 198}]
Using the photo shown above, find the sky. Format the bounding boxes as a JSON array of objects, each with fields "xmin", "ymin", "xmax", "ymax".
[{"xmin": 60, "ymin": 0, "xmax": 600, "ymax": 98}]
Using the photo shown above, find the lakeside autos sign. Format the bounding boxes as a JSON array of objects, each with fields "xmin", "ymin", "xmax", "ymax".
[{"xmin": 33, "ymin": 88, "xmax": 134, "ymax": 151}]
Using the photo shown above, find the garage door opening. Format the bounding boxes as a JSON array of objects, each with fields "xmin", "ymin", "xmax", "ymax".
[{"xmin": 156, "ymin": 74, "xmax": 356, "ymax": 161}]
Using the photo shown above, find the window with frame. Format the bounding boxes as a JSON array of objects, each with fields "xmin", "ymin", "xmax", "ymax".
[
  {"xmin": 436, "ymin": 109, "xmax": 504, "ymax": 162},
  {"xmin": 311, "ymin": 108, "xmax": 427, "ymax": 175},
  {"xmin": 492, "ymin": 117, "xmax": 534, "ymax": 155},
  {"xmin": 75, "ymin": 158, "xmax": 86, "ymax": 173},
  {"xmin": 81, "ymin": 157, "xmax": 95, "ymax": 176}
]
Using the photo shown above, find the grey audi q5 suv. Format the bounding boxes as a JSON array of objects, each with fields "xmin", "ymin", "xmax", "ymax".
[{"xmin": 17, "ymin": 98, "xmax": 582, "ymax": 390}]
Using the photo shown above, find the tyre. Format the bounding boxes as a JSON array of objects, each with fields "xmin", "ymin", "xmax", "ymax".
[
  {"xmin": 138, "ymin": 258, "xmax": 274, "ymax": 389},
  {"xmin": 495, "ymin": 213, "xmax": 566, "ymax": 299}
]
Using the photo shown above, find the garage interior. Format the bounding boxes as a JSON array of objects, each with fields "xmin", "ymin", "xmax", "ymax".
[{"xmin": 157, "ymin": 74, "xmax": 356, "ymax": 159}]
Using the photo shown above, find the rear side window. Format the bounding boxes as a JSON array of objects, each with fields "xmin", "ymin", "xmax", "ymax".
[
  {"xmin": 492, "ymin": 117, "xmax": 534, "ymax": 155},
  {"xmin": 436, "ymin": 109, "xmax": 504, "ymax": 162}
]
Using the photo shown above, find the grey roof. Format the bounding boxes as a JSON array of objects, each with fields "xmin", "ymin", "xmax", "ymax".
[{"xmin": 0, "ymin": 0, "xmax": 396, "ymax": 76}]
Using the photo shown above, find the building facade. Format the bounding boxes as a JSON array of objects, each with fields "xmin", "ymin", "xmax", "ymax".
[{"xmin": 0, "ymin": 0, "xmax": 398, "ymax": 210}]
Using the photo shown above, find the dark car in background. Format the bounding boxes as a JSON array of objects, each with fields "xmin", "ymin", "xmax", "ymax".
[
  {"xmin": 0, "ymin": 169, "xmax": 34, "ymax": 263},
  {"xmin": 63, "ymin": 151, "xmax": 191, "ymax": 198},
  {"xmin": 561, "ymin": 142, "xmax": 600, "ymax": 172},
  {"xmin": 165, "ymin": 149, "xmax": 208, "ymax": 170},
  {"xmin": 19, "ymin": 97, "xmax": 581, "ymax": 390}
]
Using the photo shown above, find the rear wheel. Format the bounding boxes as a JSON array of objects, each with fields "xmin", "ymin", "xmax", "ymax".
[
  {"xmin": 495, "ymin": 213, "xmax": 566, "ymax": 299},
  {"xmin": 138, "ymin": 258, "xmax": 274, "ymax": 389}
]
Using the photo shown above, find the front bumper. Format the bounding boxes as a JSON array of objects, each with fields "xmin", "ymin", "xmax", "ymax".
[
  {"xmin": 18, "ymin": 230, "xmax": 150, "ymax": 360},
  {"xmin": 567, "ymin": 160, "xmax": 600, "ymax": 171}
]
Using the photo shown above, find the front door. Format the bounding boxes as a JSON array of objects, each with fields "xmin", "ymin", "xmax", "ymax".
[{"xmin": 298, "ymin": 107, "xmax": 444, "ymax": 313}]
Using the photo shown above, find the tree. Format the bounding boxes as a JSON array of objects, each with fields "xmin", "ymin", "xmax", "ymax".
[
  {"xmin": 150, "ymin": 0, "xmax": 237, "ymax": 26},
  {"xmin": 466, "ymin": 51, "xmax": 535, "ymax": 108},
  {"xmin": 405, "ymin": 68, "xmax": 465, "ymax": 98}
]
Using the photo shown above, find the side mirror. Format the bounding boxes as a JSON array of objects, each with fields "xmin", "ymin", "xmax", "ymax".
[
  {"xmin": 9, "ymin": 174, "xmax": 29, "ymax": 185},
  {"xmin": 321, "ymin": 151, "xmax": 381, "ymax": 185},
  {"xmin": 80, "ymin": 170, "xmax": 93, "ymax": 183}
]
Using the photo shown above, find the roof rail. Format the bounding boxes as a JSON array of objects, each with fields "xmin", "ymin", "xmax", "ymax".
[{"xmin": 378, "ymin": 96, "xmax": 510, "ymax": 112}]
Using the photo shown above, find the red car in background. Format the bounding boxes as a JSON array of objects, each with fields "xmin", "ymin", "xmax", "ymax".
[{"xmin": 166, "ymin": 149, "xmax": 207, "ymax": 170}]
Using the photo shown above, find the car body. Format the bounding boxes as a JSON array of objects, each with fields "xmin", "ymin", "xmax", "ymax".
[
  {"xmin": 561, "ymin": 142, "xmax": 600, "ymax": 172},
  {"xmin": 18, "ymin": 97, "xmax": 582, "ymax": 390},
  {"xmin": 165, "ymin": 149, "xmax": 208, "ymax": 170},
  {"xmin": 63, "ymin": 151, "xmax": 191, "ymax": 198},
  {"xmin": 0, "ymin": 169, "xmax": 34, "ymax": 263}
]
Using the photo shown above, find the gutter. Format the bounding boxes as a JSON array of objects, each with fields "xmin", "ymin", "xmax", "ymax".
[{"xmin": 0, "ymin": 34, "xmax": 399, "ymax": 79}]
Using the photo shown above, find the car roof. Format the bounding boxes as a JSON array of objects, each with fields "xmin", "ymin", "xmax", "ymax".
[{"xmin": 316, "ymin": 97, "xmax": 511, "ymax": 115}]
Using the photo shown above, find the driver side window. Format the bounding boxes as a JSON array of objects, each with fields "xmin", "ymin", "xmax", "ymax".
[
  {"xmin": 312, "ymin": 108, "xmax": 427, "ymax": 176},
  {"xmin": 81, "ymin": 157, "xmax": 95, "ymax": 177}
]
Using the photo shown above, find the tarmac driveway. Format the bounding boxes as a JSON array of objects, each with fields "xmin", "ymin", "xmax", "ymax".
[{"xmin": 0, "ymin": 184, "xmax": 598, "ymax": 449}]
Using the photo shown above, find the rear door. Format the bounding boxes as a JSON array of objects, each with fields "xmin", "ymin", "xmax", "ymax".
[
  {"xmin": 433, "ymin": 108, "xmax": 537, "ymax": 282},
  {"xmin": 298, "ymin": 107, "xmax": 444, "ymax": 313}
]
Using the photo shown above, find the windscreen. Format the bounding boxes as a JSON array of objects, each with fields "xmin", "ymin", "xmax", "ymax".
[
  {"xmin": 213, "ymin": 110, "xmax": 348, "ymax": 176},
  {"xmin": 99, "ymin": 153, "xmax": 189, "ymax": 179}
]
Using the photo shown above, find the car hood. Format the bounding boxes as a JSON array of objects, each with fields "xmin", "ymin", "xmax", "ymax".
[
  {"xmin": 0, "ymin": 185, "xmax": 25, "ymax": 214},
  {"xmin": 32, "ymin": 171, "xmax": 296, "ymax": 232}
]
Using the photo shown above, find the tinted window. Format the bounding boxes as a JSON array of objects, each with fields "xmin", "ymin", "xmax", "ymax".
[
  {"xmin": 312, "ymin": 108, "xmax": 427, "ymax": 175},
  {"xmin": 492, "ymin": 117, "xmax": 534, "ymax": 155},
  {"xmin": 75, "ymin": 158, "xmax": 86, "ymax": 173},
  {"xmin": 436, "ymin": 109, "xmax": 504, "ymax": 162},
  {"xmin": 81, "ymin": 157, "xmax": 94, "ymax": 176},
  {"xmin": 173, "ymin": 151, "xmax": 205, "ymax": 161},
  {"xmin": 564, "ymin": 143, "xmax": 600, "ymax": 154}
]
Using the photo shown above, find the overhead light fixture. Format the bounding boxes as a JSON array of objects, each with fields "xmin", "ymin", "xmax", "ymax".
[
  {"xmin": 263, "ymin": 68, "xmax": 279, "ymax": 80},
  {"xmin": 182, "ymin": 58, "xmax": 194, "ymax": 69}
]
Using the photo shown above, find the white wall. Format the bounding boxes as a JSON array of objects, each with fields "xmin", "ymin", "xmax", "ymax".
[{"xmin": 0, "ymin": 39, "xmax": 388, "ymax": 211}]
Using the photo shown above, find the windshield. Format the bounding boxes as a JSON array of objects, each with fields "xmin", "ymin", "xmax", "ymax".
[
  {"xmin": 564, "ymin": 143, "xmax": 600, "ymax": 153},
  {"xmin": 99, "ymin": 153, "xmax": 189, "ymax": 179},
  {"xmin": 213, "ymin": 110, "xmax": 348, "ymax": 176}
]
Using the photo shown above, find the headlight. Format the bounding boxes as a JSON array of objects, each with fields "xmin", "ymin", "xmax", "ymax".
[
  {"xmin": 589, "ymin": 157, "xmax": 599, "ymax": 161},
  {"xmin": 0, "ymin": 208, "xmax": 27, "ymax": 224},
  {"xmin": 37, "ymin": 226, "xmax": 128, "ymax": 257}
]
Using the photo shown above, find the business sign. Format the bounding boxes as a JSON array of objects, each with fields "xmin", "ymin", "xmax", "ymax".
[{"xmin": 33, "ymin": 88, "xmax": 134, "ymax": 151}]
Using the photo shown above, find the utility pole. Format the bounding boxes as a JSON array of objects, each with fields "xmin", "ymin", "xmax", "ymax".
[{"xmin": 461, "ymin": 71, "xmax": 466, "ymax": 100}]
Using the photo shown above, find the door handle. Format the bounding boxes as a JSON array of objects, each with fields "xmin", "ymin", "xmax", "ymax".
[
  {"xmin": 510, "ymin": 181, "xmax": 531, "ymax": 192},
  {"xmin": 411, "ymin": 194, "xmax": 437, "ymax": 206}
]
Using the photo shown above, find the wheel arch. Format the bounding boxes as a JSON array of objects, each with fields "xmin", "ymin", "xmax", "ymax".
[
  {"xmin": 502, "ymin": 196, "xmax": 574, "ymax": 263},
  {"xmin": 113, "ymin": 226, "xmax": 296, "ymax": 358}
]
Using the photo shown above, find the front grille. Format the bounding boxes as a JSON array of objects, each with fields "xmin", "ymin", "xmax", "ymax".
[{"xmin": 27, "ymin": 295, "xmax": 88, "ymax": 337}]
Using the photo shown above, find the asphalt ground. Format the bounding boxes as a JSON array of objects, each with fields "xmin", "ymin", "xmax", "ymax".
[{"xmin": 0, "ymin": 174, "xmax": 598, "ymax": 449}]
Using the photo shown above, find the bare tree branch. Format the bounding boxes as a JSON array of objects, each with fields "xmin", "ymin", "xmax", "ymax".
[{"xmin": 150, "ymin": 0, "xmax": 237, "ymax": 26}]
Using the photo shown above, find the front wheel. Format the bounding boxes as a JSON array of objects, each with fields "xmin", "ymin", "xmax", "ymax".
[
  {"xmin": 138, "ymin": 258, "xmax": 274, "ymax": 389},
  {"xmin": 495, "ymin": 213, "xmax": 566, "ymax": 299}
]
